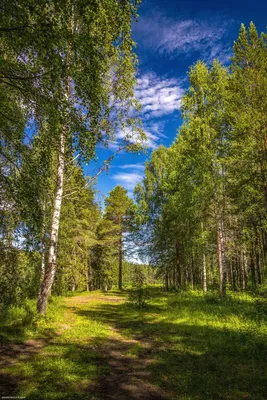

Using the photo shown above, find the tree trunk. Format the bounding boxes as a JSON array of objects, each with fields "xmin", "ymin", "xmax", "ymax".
[
  {"xmin": 191, "ymin": 252, "xmax": 194, "ymax": 290},
  {"xmin": 250, "ymin": 252, "xmax": 257, "ymax": 289},
  {"xmin": 165, "ymin": 269, "xmax": 169, "ymax": 291},
  {"xmin": 255, "ymin": 241, "xmax": 262, "ymax": 284},
  {"xmin": 118, "ymin": 231, "xmax": 123, "ymax": 290},
  {"xmin": 250, "ymin": 250, "xmax": 256, "ymax": 289},
  {"xmin": 86, "ymin": 269, "xmax": 90, "ymax": 291},
  {"xmin": 242, "ymin": 251, "xmax": 248, "ymax": 290},
  {"xmin": 40, "ymin": 236, "xmax": 46, "ymax": 282},
  {"xmin": 175, "ymin": 241, "xmax": 181, "ymax": 289},
  {"xmin": 37, "ymin": 129, "xmax": 65, "ymax": 314},
  {"xmin": 261, "ymin": 229, "xmax": 267, "ymax": 258},
  {"xmin": 203, "ymin": 250, "xmax": 207, "ymax": 292},
  {"xmin": 259, "ymin": 158, "xmax": 267, "ymax": 209},
  {"xmin": 172, "ymin": 266, "xmax": 176, "ymax": 289},
  {"xmin": 71, "ymin": 278, "xmax": 76, "ymax": 292},
  {"xmin": 237, "ymin": 257, "xmax": 241, "ymax": 290},
  {"xmin": 217, "ymin": 228, "xmax": 223, "ymax": 291},
  {"xmin": 38, "ymin": 202, "xmax": 47, "ymax": 299},
  {"xmin": 229, "ymin": 260, "xmax": 236, "ymax": 291},
  {"xmin": 210, "ymin": 254, "xmax": 215, "ymax": 285},
  {"xmin": 85, "ymin": 250, "xmax": 92, "ymax": 291},
  {"xmin": 40, "ymin": 214, "xmax": 46, "ymax": 284},
  {"xmin": 218, "ymin": 217, "xmax": 227, "ymax": 295}
]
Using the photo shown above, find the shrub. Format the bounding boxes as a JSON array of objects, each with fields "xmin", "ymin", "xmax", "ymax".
[
  {"xmin": 128, "ymin": 287, "xmax": 150, "ymax": 308},
  {"xmin": 128, "ymin": 265, "xmax": 150, "ymax": 308}
]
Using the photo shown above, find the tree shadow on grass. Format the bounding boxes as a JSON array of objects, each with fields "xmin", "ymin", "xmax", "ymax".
[
  {"xmin": 1, "ymin": 291, "xmax": 266, "ymax": 400},
  {"xmin": 73, "ymin": 299, "xmax": 267, "ymax": 400},
  {"xmin": 0, "ymin": 332, "xmax": 55, "ymax": 398},
  {"xmin": 0, "ymin": 334, "xmax": 171, "ymax": 400},
  {"xmin": 0, "ymin": 371, "xmax": 18, "ymax": 398}
]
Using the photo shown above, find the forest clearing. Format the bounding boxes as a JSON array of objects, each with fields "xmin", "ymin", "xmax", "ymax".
[{"xmin": 1, "ymin": 288, "xmax": 266, "ymax": 400}]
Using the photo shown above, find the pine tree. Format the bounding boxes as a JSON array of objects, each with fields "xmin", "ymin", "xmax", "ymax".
[{"xmin": 105, "ymin": 186, "xmax": 133, "ymax": 290}]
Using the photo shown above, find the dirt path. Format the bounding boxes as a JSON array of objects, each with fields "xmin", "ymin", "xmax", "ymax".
[
  {"xmin": 66, "ymin": 294, "xmax": 172, "ymax": 400},
  {"xmin": 90, "ymin": 331, "xmax": 167, "ymax": 400},
  {"xmin": 0, "ymin": 294, "xmax": 172, "ymax": 400}
]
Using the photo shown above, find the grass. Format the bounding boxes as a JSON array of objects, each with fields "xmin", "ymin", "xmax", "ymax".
[{"xmin": 0, "ymin": 288, "xmax": 266, "ymax": 399}]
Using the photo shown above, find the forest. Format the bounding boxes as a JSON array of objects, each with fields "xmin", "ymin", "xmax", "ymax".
[{"xmin": 0, "ymin": 1, "xmax": 267, "ymax": 399}]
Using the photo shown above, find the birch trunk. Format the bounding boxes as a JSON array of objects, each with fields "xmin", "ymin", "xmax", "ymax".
[
  {"xmin": 40, "ymin": 221, "xmax": 46, "ymax": 283},
  {"xmin": 217, "ymin": 228, "xmax": 223, "ymax": 292},
  {"xmin": 37, "ymin": 128, "xmax": 66, "ymax": 314},
  {"xmin": 38, "ymin": 202, "xmax": 47, "ymax": 293}
]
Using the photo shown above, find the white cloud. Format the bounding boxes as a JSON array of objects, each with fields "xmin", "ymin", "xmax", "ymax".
[
  {"xmin": 120, "ymin": 163, "xmax": 145, "ymax": 170},
  {"xmin": 100, "ymin": 71, "xmax": 183, "ymax": 150},
  {"xmin": 136, "ymin": 72, "xmax": 184, "ymax": 119},
  {"xmin": 120, "ymin": 72, "xmax": 185, "ymax": 149},
  {"xmin": 134, "ymin": 13, "xmax": 234, "ymax": 63},
  {"xmin": 111, "ymin": 172, "xmax": 143, "ymax": 191}
]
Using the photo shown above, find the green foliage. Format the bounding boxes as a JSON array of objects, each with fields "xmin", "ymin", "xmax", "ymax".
[
  {"xmin": 103, "ymin": 185, "xmax": 134, "ymax": 289},
  {"xmin": 133, "ymin": 23, "xmax": 267, "ymax": 295},
  {"xmin": 1, "ymin": 0, "xmax": 145, "ymax": 311},
  {"xmin": 105, "ymin": 185, "xmax": 134, "ymax": 226},
  {"xmin": 0, "ymin": 250, "xmax": 41, "ymax": 305},
  {"xmin": 56, "ymin": 164, "xmax": 100, "ymax": 293},
  {"xmin": 128, "ymin": 266, "xmax": 151, "ymax": 308}
]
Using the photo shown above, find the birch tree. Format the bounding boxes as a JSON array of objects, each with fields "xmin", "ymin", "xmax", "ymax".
[{"xmin": 36, "ymin": 0, "xmax": 143, "ymax": 313}]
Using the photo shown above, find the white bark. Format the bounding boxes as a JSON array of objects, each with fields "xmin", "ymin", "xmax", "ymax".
[
  {"xmin": 40, "ymin": 202, "xmax": 46, "ymax": 285},
  {"xmin": 40, "ymin": 230, "xmax": 46, "ymax": 282},
  {"xmin": 37, "ymin": 129, "xmax": 66, "ymax": 313}
]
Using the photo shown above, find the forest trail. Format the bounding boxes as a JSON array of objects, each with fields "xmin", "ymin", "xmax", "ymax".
[
  {"xmin": 1, "ymin": 290, "xmax": 266, "ymax": 400},
  {"xmin": 64, "ymin": 293, "xmax": 172, "ymax": 400},
  {"xmin": 0, "ymin": 292, "xmax": 173, "ymax": 400}
]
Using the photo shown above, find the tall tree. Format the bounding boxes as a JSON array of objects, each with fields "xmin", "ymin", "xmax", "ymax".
[
  {"xmin": 56, "ymin": 165, "xmax": 100, "ymax": 294},
  {"xmin": 105, "ymin": 185, "xmax": 133, "ymax": 290},
  {"xmin": 34, "ymin": 0, "xmax": 143, "ymax": 313}
]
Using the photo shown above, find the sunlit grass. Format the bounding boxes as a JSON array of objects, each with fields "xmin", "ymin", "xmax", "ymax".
[{"xmin": 1, "ymin": 288, "xmax": 266, "ymax": 399}]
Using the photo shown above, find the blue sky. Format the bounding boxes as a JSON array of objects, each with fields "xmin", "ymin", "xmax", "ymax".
[{"xmin": 84, "ymin": 0, "xmax": 267, "ymax": 203}]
